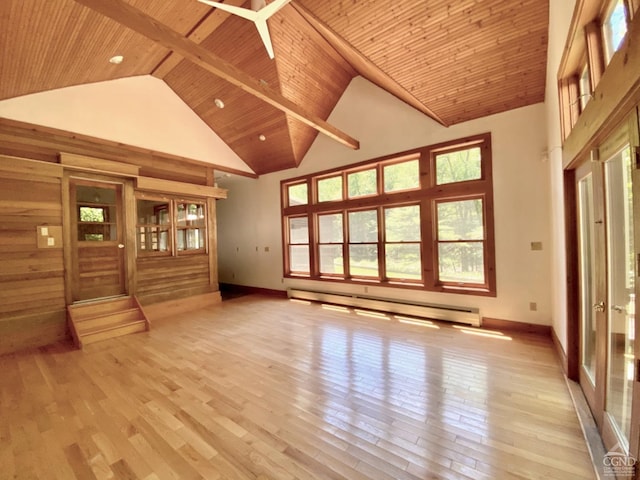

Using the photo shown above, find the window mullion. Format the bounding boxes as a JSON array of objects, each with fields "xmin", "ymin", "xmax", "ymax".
[{"xmin": 378, "ymin": 207, "xmax": 385, "ymax": 281}]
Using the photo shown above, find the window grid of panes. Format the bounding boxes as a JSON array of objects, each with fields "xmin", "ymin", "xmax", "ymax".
[
  {"xmin": 136, "ymin": 195, "xmax": 207, "ymax": 257},
  {"xmin": 281, "ymin": 134, "xmax": 496, "ymax": 295}
]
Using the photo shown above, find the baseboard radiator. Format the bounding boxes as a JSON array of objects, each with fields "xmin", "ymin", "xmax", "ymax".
[{"xmin": 287, "ymin": 289, "xmax": 481, "ymax": 327}]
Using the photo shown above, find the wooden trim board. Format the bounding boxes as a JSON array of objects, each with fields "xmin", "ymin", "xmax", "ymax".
[
  {"xmin": 137, "ymin": 176, "xmax": 228, "ymax": 199},
  {"xmin": 142, "ymin": 292, "xmax": 222, "ymax": 320}
]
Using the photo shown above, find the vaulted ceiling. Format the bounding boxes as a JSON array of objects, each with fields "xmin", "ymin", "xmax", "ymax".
[{"xmin": 0, "ymin": 0, "xmax": 549, "ymax": 176}]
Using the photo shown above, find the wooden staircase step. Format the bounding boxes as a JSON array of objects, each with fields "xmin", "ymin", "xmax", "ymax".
[
  {"xmin": 67, "ymin": 295, "xmax": 150, "ymax": 349},
  {"xmin": 80, "ymin": 319, "xmax": 147, "ymax": 346},
  {"xmin": 69, "ymin": 296, "xmax": 136, "ymax": 320},
  {"xmin": 75, "ymin": 308, "xmax": 144, "ymax": 333}
]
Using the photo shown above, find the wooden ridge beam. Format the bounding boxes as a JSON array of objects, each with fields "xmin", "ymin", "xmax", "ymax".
[
  {"xmin": 73, "ymin": 0, "xmax": 359, "ymax": 151},
  {"xmin": 293, "ymin": 3, "xmax": 447, "ymax": 127}
]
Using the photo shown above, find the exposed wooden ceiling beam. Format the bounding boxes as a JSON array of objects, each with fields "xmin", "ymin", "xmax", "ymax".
[
  {"xmin": 292, "ymin": 4, "xmax": 448, "ymax": 127},
  {"xmin": 152, "ymin": 0, "xmax": 247, "ymax": 79},
  {"xmin": 73, "ymin": 0, "xmax": 360, "ymax": 151}
]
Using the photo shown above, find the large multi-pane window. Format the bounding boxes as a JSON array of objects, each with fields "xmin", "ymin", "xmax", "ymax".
[
  {"xmin": 136, "ymin": 195, "xmax": 207, "ymax": 257},
  {"xmin": 282, "ymin": 133, "xmax": 496, "ymax": 295}
]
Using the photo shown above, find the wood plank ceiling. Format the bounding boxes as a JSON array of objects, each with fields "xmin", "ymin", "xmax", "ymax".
[{"xmin": 0, "ymin": 0, "xmax": 549, "ymax": 176}]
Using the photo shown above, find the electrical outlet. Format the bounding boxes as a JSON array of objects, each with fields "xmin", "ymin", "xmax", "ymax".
[
  {"xmin": 531, "ymin": 242, "xmax": 543, "ymax": 251},
  {"xmin": 529, "ymin": 302, "xmax": 537, "ymax": 311}
]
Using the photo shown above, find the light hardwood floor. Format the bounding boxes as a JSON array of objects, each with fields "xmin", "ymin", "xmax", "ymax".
[{"xmin": 0, "ymin": 294, "xmax": 595, "ymax": 479}]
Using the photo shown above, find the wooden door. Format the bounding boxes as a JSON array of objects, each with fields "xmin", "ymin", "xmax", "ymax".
[{"xmin": 70, "ymin": 178, "xmax": 127, "ymax": 302}]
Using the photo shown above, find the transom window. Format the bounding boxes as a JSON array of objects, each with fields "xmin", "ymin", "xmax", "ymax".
[
  {"xmin": 281, "ymin": 133, "xmax": 496, "ymax": 296},
  {"xmin": 603, "ymin": 0, "xmax": 628, "ymax": 64},
  {"xmin": 136, "ymin": 195, "xmax": 207, "ymax": 256}
]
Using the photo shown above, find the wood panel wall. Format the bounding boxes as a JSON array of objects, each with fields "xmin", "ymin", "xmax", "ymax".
[
  {"xmin": 0, "ymin": 156, "xmax": 67, "ymax": 355},
  {"xmin": 136, "ymin": 255, "xmax": 212, "ymax": 305},
  {"xmin": 0, "ymin": 148, "xmax": 226, "ymax": 355}
]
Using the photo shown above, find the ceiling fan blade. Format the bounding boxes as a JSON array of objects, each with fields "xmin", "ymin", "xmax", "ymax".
[
  {"xmin": 198, "ymin": 0, "xmax": 258, "ymax": 21},
  {"xmin": 254, "ymin": 19, "xmax": 275, "ymax": 59},
  {"xmin": 259, "ymin": 0, "xmax": 292, "ymax": 19}
]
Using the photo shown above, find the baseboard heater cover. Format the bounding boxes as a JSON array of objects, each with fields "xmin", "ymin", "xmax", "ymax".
[{"xmin": 287, "ymin": 289, "xmax": 481, "ymax": 327}]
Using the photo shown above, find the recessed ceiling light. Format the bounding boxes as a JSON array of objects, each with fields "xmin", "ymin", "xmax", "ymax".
[
  {"xmin": 214, "ymin": 98, "xmax": 225, "ymax": 109},
  {"xmin": 109, "ymin": 55, "xmax": 124, "ymax": 65},
  {"xmin": 258, "ymin": 134, "xmax": 266, "ymax": 141}
]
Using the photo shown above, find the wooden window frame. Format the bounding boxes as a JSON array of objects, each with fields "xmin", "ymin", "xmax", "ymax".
[
  {"xmin": 285, "ymin": 214, "xmax": 311, "ymax": 276},
  {"xmin": 602, "ymin": 0, "xmax": 630, "ymax": 64},
  {"xmin": 135, "ymin": 192, "xmax": 208, "ymax": 258},
  {"xmin": 280, "ymin": 133, "xmax": 497, "ymax": 297},
  {"xmin": 175, "ymin": 200, "xmax": 207, "ymax": 255},
  {"xmin": 136, "ymin": 195, "xmax": 173, "ymax": 257},
  {"xmin": 557, "ymin": 0, "xmax": 635, "ymax": 140}
]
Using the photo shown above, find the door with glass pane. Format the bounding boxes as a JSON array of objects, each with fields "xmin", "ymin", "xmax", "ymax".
[
  {"xmin": 576, "ymin": 114, "xmax": 640, "ymax": 459},
  {"xmin": 70, "ymin": 178, "xmax": 127, "ymax": 301},
  {"xmin": 577, "ymin": 160, "xmax": 606, "ymax": 425}
]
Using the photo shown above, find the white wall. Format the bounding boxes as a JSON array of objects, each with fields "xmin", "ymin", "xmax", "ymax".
[
  {"xmin": 0, "ymin": 75, "xmax": 253, "ymax": 174},
  {"xmin": 217, "ymin": 76, "xmax": 553, "ymax": 326},
  {"xmin": 546, "ymin": 0, "xmax": 577, "ymax": 353}
]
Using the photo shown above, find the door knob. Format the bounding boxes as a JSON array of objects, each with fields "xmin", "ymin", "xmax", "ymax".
[
  {"xmin": 593, "ymin": 301, "xmax": 605, "ymax": 312},
  {"xmin": 118, "ymin": 244, "xmax": 125, "ymax": 249}
]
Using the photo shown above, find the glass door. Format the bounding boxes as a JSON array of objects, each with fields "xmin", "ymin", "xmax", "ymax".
[
  {"xmin": 576, "ymin": 112, "xmax": 640, "ymax": 461},
  {"xmin": 603, "ymin": 143, "xmax": 635, "ymax": 452},
  {"xmin": 577, "ymin": 160, "xmax": 606, "ymax": 426}
]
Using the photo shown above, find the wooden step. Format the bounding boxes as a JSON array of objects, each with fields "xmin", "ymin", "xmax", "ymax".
[
  {"xmin": 75, "ymin": 308, "xmax": 144, "ymax": 333},
  {"xmin": 69, "ymin": 296, "xmax": 136, "ymax": 320},
  {"xmin": 81, "ymin": 319, "xmax": 147, "ymax": 346},
  {"xmin": 67, "ymin": 295, "xmax": 150, "ymax": 349}
]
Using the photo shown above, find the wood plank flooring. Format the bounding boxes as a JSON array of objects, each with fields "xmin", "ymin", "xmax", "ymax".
[{"xmin": 0, "ymin": 294, "xmax": 595, "ymax": 479}]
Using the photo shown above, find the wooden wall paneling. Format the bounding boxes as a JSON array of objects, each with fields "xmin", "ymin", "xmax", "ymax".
[
  {"xmin": 136, "ymin": 255, "xmax": 212, "ymax": 304},
  {"xmin": 0, "ymin": 157, "xmax": 67, "ymax": 354},
  {"xmin": 141, "ymin": 291, "xmax": 222, "ymax": 319},
  {"xmin": 0, "ymin": 311, "xmax": 67, "ymax": 357},
  {"xmin": 0, "ymin": 118, "xmax": 253, "ymax": 183}
]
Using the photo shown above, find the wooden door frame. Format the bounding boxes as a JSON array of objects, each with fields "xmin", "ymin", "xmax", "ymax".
[
  {"xmin": 566, "ymin": 107, "xmax": 640, "ymax": 458},
  {"xmin": 62, "ymin": 172, "xmax": 136, "ymax": 305}
]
